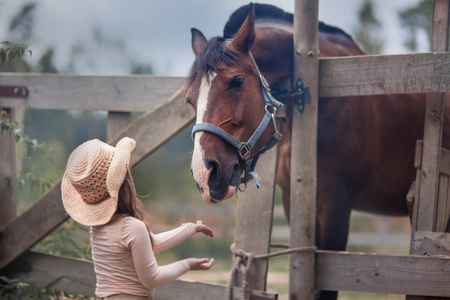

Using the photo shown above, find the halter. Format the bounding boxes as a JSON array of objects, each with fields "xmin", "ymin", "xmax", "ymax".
[{"xmin": 191, "ymin": 52, "xmax": 284, "ymax": 191}]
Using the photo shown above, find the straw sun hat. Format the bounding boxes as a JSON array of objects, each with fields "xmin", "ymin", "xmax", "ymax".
[{"xmin": 61, "ymin": 137, "xmax": 136, "ymax": 226}]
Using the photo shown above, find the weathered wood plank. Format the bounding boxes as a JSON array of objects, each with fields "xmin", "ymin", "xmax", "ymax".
[
  {"xmin": 0, "ymin": 109, "xmax": 18, "ymax": 227},
  {"xmin": 415, "ymin": 92, "xmax": 446, "ymax": 231},
  {"xmin": 157, "ymin": 280, "xmax": 277, "ymax": 300},
  {"xmin": 414, "ymin": 0, "xmax": 449, "ymax": 233},
  {"xmin": 233, "ymin": 145, "xmax": 278, "ymax": 291},
  {"xmin": 417, "ymin": 235, "xmax": 450, "ymax": 256},
  {"xmin": 408, "ymin": 1, "xmax": 449, "ymax": 299},
  {"xmin": 316, "ymin": 250, "xmax": 450, "ymax": 297},
  {"xmin": 0, "ymin": 73, "xmax": 185, "ymax": 112},
  {"xmin": 0, "ymin": 183, "xmax": 67, "ymax": 270},
  {"xmin": 413, "ymin": 140, "xmax": 450, "ymax": 176},
  {"xmin": 437, "ymin": 175, "xmax": 450, "ymax": 232},
  {"xmin": 107, "ymin": 111, "xmax": 134, "ymax": 141},
  {"xmin": 440, "ymin": 147, "xmax": 450, "ymax": 177},
  {"xmin": 290, "ymin": 0, "xmax": 319, "ymax": 299},
  {"xmin": 413, "ymin": 231, "xmax": 450, "ymax": 255},
  {"xmin": 2, "ymin": 251, "xmax": 96, "ymax": 296},
  {"xmin": 2, "ymin": 252, "xmax": 277, "ymax": 300},
  {"xmin": 0, "ymin": 88, "xmax": 195, "ymax": 270},
  {"xmin": 5, "ymin": 250, "xmax": 450, "ymax": 298},
  {"xmin": 319, "ymin": 52, "xmax": 450, "ymax": 98}
]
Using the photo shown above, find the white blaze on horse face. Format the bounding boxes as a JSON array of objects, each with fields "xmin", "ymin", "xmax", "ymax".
[{"xmin": 192, "ymin": 73, "xmax": 217, "ymax": 202}]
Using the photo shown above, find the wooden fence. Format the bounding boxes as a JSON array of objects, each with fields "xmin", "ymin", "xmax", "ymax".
[{"xmin": 1, "ymin": 0, "xmax": 450, "ymax": 299}]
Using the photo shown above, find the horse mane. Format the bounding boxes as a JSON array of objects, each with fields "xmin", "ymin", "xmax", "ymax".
[
  {"xmin": 223, "ymin": 3, "xmax": 355, "ymax": 42},
  {"xmin": 187, "ymin": 37, "xmax": 254, "ymax": 87}
]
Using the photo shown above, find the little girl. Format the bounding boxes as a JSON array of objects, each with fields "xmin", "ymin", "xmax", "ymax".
[{"xmin": 61, "ymin": 137, "xmax": 214, "ymax": 300}]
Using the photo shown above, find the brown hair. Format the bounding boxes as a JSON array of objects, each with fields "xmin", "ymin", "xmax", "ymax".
[{"xmin": 116, "ymin": 168, "xmax": 156, "ymax": 251}]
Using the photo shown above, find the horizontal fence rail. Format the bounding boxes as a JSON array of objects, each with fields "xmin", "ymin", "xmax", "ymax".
[
  {"xmin": 3, "ymin": 252, "xmax": 276, "ymax": 300},
  {"xmin": 4, "ymin": 250, "xmax": 450, "ymax": 298},
  {"xmin": 1, "ymin": 52, "xmax": 449, "ymax": 111},
  {"xmin": 0, "ymin": 73, "xmax": 186, "ymax": 111},
  {"xmin": 319, "ymin": 52, "xmax": 450, "ymax": 97}
]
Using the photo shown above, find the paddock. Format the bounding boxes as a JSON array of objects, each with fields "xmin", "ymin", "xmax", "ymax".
[{"xmin": 1, "ymin": 0, "xmax": 450, "ymax": 299}]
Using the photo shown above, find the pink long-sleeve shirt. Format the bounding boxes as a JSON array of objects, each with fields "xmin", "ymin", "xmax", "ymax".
[{"xmin": 90, "ymin": 214, "xmax": 197, "ymax": 299}]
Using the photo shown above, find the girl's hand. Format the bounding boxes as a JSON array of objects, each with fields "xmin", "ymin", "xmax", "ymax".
[
  {"xmin": 195, "ymin": 224, "xmax": 214, "ymax": 238},
  {"xmin": 187, "ymin": 258, "xmax": 214, "ymax": 270}
]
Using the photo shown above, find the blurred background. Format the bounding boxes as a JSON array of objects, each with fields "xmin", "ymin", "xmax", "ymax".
[{"xmin": 0, "ymin": 0, "xmax": 432, "ymax": 298}]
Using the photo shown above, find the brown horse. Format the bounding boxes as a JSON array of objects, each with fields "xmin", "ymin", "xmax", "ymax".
[{"xmin": 185, "ymin": 3, "xmax": 449, "ymax": 299}]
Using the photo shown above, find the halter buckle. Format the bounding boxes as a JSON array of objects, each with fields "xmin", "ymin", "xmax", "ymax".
[{"xmin": 238, "ymin": 143, "xmax": 251, "ymax": 160}]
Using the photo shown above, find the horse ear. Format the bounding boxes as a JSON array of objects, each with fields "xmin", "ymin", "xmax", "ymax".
[
  {"xmin": 191, "ymin": 28, "xmax": 207, "ymax": 56},
  {"xmin": 230, "ymin": 3, "xmax": 255, "ymax": 52}
]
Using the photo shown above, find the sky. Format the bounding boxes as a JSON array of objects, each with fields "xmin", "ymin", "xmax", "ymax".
[{"xmin": 0, "ymin": 0, "xmax": 426, "ymax": 77}]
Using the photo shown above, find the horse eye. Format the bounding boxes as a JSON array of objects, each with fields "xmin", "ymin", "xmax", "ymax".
[
  {"xmin": 228, "ymin": 76, "xmax": 244, "ymax": 89},
  {"xmin": 186, "ymin": 98, "xmax": 193, "ymax": 105}
]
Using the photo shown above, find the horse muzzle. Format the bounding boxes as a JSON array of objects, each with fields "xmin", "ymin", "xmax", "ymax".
[{"xmin": 191, "ymin": 157, "xmax": 241, "ymax": 204}]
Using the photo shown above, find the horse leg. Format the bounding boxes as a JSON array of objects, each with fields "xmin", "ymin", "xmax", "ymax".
[
  {"xmin": 317, "ymin": 201, "xmax": 352, "ymax": 251},
  {"xmin": 314, "ymin": 204, "xmax": 352, "ymax": 300},
  {"xmin": 315, "ymin": 183, "xmax": 355, "ymax": 300}
]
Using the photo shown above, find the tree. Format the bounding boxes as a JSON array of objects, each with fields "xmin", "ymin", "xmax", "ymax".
[
  {"xmin": 353, "ymin": 0, "xmax": 384, "ymax": 54},
  {"xmin": 398, "ymin": 0, "xmax": 432, "ymax": 52},
  {"xmin": 8, "ymin": 3, "xmax": 37, "ymax": 41}
]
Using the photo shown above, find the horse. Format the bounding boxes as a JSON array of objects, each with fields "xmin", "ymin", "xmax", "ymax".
[{"xmin": 185, "ymin": 3, "xmax": 449, "ymax": 299}]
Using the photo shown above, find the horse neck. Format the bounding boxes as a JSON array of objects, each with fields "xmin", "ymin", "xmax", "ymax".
[
  {"xmin": 251, "ymin": 23, "xmax": 294, "ymax": 86},
  {"xmin": 250, "ymin": 23, "xmax": 365, "ymax": 86}
]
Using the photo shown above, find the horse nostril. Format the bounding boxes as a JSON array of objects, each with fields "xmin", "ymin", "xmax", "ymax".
[{"xmin": 205, "ymin": 159, "xmax": 218, "ymax": 171}]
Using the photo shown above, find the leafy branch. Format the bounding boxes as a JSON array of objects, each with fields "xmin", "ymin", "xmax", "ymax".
[
  {"xmin": 0, "ymin": 109, "xmax": 46, "ymax": 158},
  {"xmin": 0, "ymin": 275, "xmax": 90, "ymax": 300},
  {"xmin": 0, "ymin": 41, "xmax": 31, "ymax": 66}
]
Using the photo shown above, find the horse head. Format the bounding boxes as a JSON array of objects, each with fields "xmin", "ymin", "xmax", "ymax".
[{"xmin": 185, "ymin": 6, "xmax": 282, "ymax": 204}]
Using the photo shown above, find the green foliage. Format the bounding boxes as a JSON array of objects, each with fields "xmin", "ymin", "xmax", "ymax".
[
  {"xmin": 8, "ymin": 3, "xmax": 37, "ymax": 41},
  {"xmin": 17, "ymin": 169, "xmax": 53, "ymax": 196},
  {"xmin": 0, "ymin": 41, "xmax": 32, "ymax": 66},
  {"xmin": 0, "ymin": 109, "xmax": 46, "ymax": 158},
  {"xmin": 0, "ymin": 276, "xmax": 51, "ymax": 300},
  {"xmin": 398, "ymin": 0, "xmax": 432, "ymax": 51},
  {"xmin": 353, "ymin": 0, "xmax": 384, "ymax": 54},
  {"xmin": 33, "ymin": 219, "xmax": 91, "ymax": 260},
  {"xmin": 0, "ymin": 275, "xmax": 91, "ymax": 300}
]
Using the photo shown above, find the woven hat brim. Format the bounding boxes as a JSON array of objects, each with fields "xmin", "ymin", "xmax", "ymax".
[
  {"xmin": 61, "ymin": 174, "xmax": 118, "ymax": 226},
  {"xmin": 61, "ymin": 137, "xmax": 136, "ymax": 226},
  {"xmin": 106, "ymin": 137, "xmax": 135, "ymax": 195}
]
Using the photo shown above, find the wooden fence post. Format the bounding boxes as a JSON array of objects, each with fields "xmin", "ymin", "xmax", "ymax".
[
  {"xmin": 233, "ymin": 145, "xmax": 278, "ymax": 291},
  {"xmin": 409, "ymin": 1, "xmax": 449, "ymax": 299},
  {"xmin": 289, "ymin": 0, "xmax": 319, "ymax": 299},
  {"xmin": 0, "ymin": 108, "xmax": 19, "ymax": 228},
  {"xmin": 413, "ymin": 0, "xmax": 450, "ymax": 233}
]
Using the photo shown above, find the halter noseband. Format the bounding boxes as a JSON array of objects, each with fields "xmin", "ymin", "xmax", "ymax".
[{"xmin": 191, "ymin": 52, "xmax": 284, "ymax": 191}]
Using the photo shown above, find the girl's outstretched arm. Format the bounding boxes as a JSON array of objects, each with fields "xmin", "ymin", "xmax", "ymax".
[{"xmin": 153, "ymin": 222, "xmax": 214, "ymax": 251}]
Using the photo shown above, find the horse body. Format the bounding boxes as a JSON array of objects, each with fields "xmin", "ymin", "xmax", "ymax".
[
  {"xmin": 187, "ymin": 4, "xmax": 449, "ymax": 298},
  {"xmin": 249, "ymin": 23, "xmax": 426, "ymax": 248}
]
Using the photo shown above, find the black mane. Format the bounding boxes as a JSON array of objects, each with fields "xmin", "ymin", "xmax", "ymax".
[{"xmin": 223, "ymin": 3, "xmax": 354, "ymax": 42}]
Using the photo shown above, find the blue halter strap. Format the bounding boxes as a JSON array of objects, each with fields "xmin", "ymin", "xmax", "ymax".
[{"xmin": 191, "ymin": 52, "xmax": 284, "ymax": 191}]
